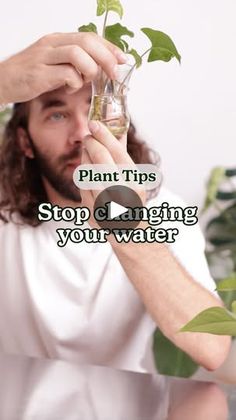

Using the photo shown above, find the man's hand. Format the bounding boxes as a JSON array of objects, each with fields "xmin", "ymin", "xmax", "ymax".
[
  {"xmin": 80, "ymin": 120, "xmax": 146, "ymax": 231},
  {"xmin": 0, "ymin": 32, "xmax": 127, "ymax": 104}
]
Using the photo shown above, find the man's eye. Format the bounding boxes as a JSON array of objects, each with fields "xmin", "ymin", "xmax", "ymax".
[{"xmin": 49, "ymin": 112, "xmax": 66, "ymax": 121}]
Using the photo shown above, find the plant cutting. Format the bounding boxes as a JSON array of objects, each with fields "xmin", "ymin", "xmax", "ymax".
[{"xmin": 78, "ymin": 0, "xmax": 181, "ymax": 138}]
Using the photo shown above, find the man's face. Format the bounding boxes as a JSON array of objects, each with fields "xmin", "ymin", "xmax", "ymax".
[{"xmin": 27, "ymin": 84, "xmax": 91, "ymax": 202}]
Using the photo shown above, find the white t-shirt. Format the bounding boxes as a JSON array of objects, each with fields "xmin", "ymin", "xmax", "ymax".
[{"xmin": 0, "ymin": 187, "xmax": 217, "ymax": 372}]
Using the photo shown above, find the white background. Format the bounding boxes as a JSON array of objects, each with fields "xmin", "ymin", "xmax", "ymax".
[{"xmin": 0, "ymin": 0, "xmax": 235, "ymax": 207}]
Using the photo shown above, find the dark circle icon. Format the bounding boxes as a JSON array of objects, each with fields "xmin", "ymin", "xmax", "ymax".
[{"xmin": 93, "ymin": 185, "xmax": 144, "ymax": 230}]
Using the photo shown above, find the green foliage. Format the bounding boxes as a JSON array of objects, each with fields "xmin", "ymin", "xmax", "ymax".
[
  {"xmin": 231, "ymin": 301, "xmax": 236, "ymax": 314},
  {"xmin": 105, "ymin": 23, "xmax": 134, "ymax": 51},
  {"xmin": 141, "ymin": 28, "xmax": 181, "ymax": 63},
  {"xmin": 78, "ymin": 0, "xmax": 180, "ymax": 71},
  {"xmin": 153, "ymin": 329, "xmax": 198, "ymax": 378},
  {"xmin": 216, "ymin": 275, "xmax": 236, "ymax": 292},
  {"xmin": 78, "ymin": 23, "xmax": 98, "ymax": 33},
  {"xmin": 127, "ymin": 49, "xmax": 142, "ymax": 68},
  {"xmin": 96, "ymin": 0, "xmax": 123, "ymax": 19},
  {"xmin": 206, "ymin": 204, "xmax": 236, "ymax": 246},
  {"xmin": 180, "ymin": 307, "xmax": 236, "ymax": 335},
  {"xmin": 203, "ymin": 167, "xmax": 226, "ymax": 211}
]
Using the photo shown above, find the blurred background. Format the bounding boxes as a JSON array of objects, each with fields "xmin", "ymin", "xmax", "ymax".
[{"xmin": 0, "ymin": 0, "xmax": 235, "ymax": 206}]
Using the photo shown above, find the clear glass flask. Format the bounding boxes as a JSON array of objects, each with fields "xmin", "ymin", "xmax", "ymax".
[{"xmin": 89, "ymin": 64, "xmax": 133, "ymax": 139}]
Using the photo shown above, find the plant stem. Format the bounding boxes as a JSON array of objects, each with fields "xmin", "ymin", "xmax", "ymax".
[
  {"xmin": 99, "ymin": 10, "xmax": 109, "ymax": 94},
  {"xmin": 102, "ymin": 10, "xmax": 108, "ymax": 38},
  {"xmin": 140, "ymin": 47, "xmax": 153, "ymax": 60},
  {"xmin": 118, "ymin": 47, "xmax": 152, "ymax": 94}
]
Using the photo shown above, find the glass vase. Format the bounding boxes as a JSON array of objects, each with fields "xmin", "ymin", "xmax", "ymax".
[{"xmin": 88, "ymin": 64, "xmax": 133, "ymax": 139}]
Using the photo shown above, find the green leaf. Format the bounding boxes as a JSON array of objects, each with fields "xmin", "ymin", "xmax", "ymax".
[
  {"xmin": 231, "ymin": 301, "xmax": 236, "ymax": 314},
  {"xmin": 203, "ymin": 167, "xmax": 226, "ymax": 211},
  {"xmin": 206, "ymin": 204, "xmax": 236, "ymax": 246},
  {"xmin": 180, "ymin": 307, "xmax": 236, "ymax": 335},
  {"xmin": 96, "ymin": 0, "xmax": 123, "ymax": 19},
  {"xmin": 105, "ymin": 23, "xmax": 134, "ymax": 52},
  {"xmin": 78, "ymin": 22, "xmax": 98, "ymax": 33},
  {"xmin": 141, "ymin": 28, "xmax": 181, "ymax": 63},
  {"xmin": 127, "ymin": 48, "xmax": 142, "ymax": 68},
  {"xmin": 216, "ymin": 274, "xmax": 236, "ymax": 291},
  {"xmin": 153, "ymin": 328, "xmax": 198, "ymax": 378},
  {"xmin": 219, "ymin": 289, "xmax": 236, "ymax": 312}
]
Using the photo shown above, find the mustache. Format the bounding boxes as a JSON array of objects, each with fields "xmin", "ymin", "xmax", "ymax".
[{"xmin": 59, "ymin": 145, "xmax": 83, "ymax": 165}]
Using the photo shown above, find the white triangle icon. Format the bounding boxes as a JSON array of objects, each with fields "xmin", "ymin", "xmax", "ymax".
[{"xmin": 109, "ymin": 201, "xmax": 128, "ymax": 219}]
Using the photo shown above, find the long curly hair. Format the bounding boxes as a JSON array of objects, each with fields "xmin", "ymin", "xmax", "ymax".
[{"xmin": 0, "ymin": 104, "xmax": 160, "ymax": 226}]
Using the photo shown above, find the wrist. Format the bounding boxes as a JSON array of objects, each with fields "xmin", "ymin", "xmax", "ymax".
[{"xmin": 108, "ymin": 221, "xmax": 149, "ymax": 250}]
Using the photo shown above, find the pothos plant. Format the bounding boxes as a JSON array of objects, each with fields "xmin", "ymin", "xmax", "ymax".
[
  {"xmin": 78, "ymin": 0, "xmax": 181, "ymax": 94},
  {"xmin": 181, "ymin": 167, "xmax": 236, "ymax": 336},
  {"xmin": 79, "ymin": 0, "xmax": 181, "ymax": 66}
]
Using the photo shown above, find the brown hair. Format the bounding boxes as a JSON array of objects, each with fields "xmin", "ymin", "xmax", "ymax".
[{"xmin": 0, "ymin": 104, "xmax": 160, "ymax": 226}]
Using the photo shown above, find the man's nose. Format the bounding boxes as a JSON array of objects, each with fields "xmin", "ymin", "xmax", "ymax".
[{"xmin": 67, "ymin": 115, "xmax": 90, "ymax": 146}]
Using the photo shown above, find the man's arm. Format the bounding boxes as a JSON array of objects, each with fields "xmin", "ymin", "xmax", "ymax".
[
  {"xmin": 81, "ymin": 121, "xmax": 231, "ymax": 371},
  {"xmin": 111, "ymin": 234, "xmax": 231, "ymax": 371}
]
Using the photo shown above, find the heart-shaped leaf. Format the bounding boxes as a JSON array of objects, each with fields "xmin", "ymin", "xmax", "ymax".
[
  {"xmin": 97, "ymin": 0, "xmax": 123, "ymax": 19},
  {"xmin": 180, "ymin": 307, "xmax": 236, "ymax": 335},
  {"xmin": 105, "ymin": 23, "xmax": 134, "ymax": 52},
  {"xmin": 153, "ymin": 329, "xmax": 198, "ymax": 378},
  {"xmin": 78, "ymin": 23, "xmax": 98, "ymax": 34},
  {"xmin": 141, "ymin": 28, "xmax": 181, "ymax": 63},
  {"xmin": 127, "ymin": 48, "xmax": 142, "ymax": 68}
]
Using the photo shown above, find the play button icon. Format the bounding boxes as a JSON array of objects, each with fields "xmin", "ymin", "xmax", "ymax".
[
  {"xmin": 93, "ymin": 185, "xmax": 143, "ymax": 230},
  {"xmin": 109, "ymin": 201, "xmax": 129, "ymax": 219}
]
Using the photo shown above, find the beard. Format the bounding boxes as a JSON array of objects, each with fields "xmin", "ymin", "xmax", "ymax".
[{"xmin": 27, "ymin": 133, "xmax": 82, "ymax": 202}]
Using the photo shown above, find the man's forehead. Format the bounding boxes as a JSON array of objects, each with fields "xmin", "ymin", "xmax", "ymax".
[{"xmin": 33, "ymin": 84, "xmax": 91, "ymax": 109}]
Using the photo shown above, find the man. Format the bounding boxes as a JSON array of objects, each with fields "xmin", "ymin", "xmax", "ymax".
[{"xmin": 0, "ymin": 33, "xmax": 230, "ymax": 373}]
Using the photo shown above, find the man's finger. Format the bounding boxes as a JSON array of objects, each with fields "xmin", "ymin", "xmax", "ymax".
[
  {"xmin": 40, "ymin": 32, "xmax": 126, "ymax": 68},
  {"xmin": 96, "ymin": 35, "xmax": 127, "ymax": 63},
  {"xmin": 47, "ymin": 46, "xmax": 98, "ymax": 82},
  {"xmin": 88, "ymin": 121, "xmax": 133, "ymax": 165},
  {"xmin": 68, "ymin": 36, "xmax": 119, "ymax": 80},
  {"xmin": 84, "ymin": 134, "xmax": 115, "ymax": 165},
  {"xmin": 46, "ymin": 64, "xmax": 84, "ymax": 92}
]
